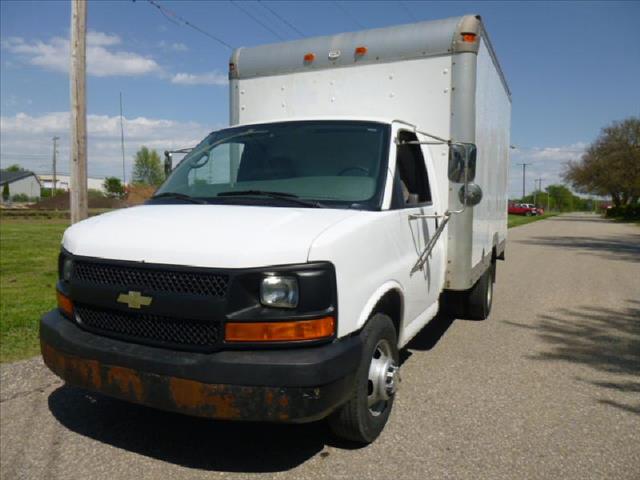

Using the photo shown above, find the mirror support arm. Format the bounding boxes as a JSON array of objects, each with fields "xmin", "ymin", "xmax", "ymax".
[{"xmin": 411, "ymin": 212, "xmax": 452, "ymax": 274}]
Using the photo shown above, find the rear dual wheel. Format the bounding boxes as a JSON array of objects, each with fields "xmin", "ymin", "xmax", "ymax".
[
  {"xmin": 328, "ymin": 313, "xmax": 399, "ymax": 444},
  {"xmin": 466, "ymin": 263, "xmax": 495, "ymax": 320}
]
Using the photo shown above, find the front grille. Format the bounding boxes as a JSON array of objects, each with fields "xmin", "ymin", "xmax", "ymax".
[
  {"xmin": 75, "ymin": 305, "xmax": 220, "ymax": 350},
  {"xmin": 74, "ymin": 261, "xmax": 229, "ymax": 298}
]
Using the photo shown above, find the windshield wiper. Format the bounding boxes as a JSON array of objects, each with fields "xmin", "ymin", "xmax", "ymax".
[
  {"xmin": 151, "ymin": 192, "xmax": 207, "ymax": 204},
  {"xmin": 217, "ymin": 190, "xmax": 325, "ymax": 208}
]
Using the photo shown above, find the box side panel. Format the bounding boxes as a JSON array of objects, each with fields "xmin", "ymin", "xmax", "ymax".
[
  {"xmin": 235, "ymin": 56, "xmax": 453, "ymax": 210},
  {"xmin": 472, "ymin": 37, "xmax": 511, "ymax": 268}
]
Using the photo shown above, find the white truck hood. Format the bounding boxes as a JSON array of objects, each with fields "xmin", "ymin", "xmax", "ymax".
[{"xmin": 62, "ymin": 205, "xmax": 359, "ymax": 269}]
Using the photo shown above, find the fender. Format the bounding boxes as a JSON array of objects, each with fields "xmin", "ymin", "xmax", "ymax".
[{"xmin": 356, "ymin": 280, "xmax": 405, "ymax": 334}]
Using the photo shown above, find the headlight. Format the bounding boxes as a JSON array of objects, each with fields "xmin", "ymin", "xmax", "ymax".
[
  {"xmin": 62, "ymin": 258, "xmax": 74, "ymax": 282},
  {"xmin": 260, "ymin": 275, "xmax": 298, "ymax": 308}
]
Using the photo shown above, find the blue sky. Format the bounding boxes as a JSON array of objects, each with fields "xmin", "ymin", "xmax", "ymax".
[{"xmin": 1, "ymin": 0, "xmax": 639, "ymax": 196}]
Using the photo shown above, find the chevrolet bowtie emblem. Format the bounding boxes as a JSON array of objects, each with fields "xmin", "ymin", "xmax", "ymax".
[{"xmin": 117, "ymin": 291, "xmax": 152, "ymax": 309}]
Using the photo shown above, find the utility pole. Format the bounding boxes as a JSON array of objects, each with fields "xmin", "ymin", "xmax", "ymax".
[
  {"xmin": 517, "ymin": 163, "xmax": 531, "ymax": 201},
  {"xmin": 52, "ymin": 136, "xmax": 60, "ymax": 196},
  {"xmin": 119, "ymin": 92, "xmax": 126, "ymax": 185},
  {"xmin": 534, "ymin": 177, "xmax": 543, "ymax": 206},
  {"xmin": 70, "ymin": 0, "xmax": 88, "ymax": 223}
]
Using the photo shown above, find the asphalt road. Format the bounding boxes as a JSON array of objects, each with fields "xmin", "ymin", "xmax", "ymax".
[{"xmin": 2, "ymin": 213, "xmax": 639, "ymax": 480}]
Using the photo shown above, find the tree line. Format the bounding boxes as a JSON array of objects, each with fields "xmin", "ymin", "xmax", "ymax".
[{"xmin": 515, "ymin": 184, "xmax": 596, "ymax": 212}]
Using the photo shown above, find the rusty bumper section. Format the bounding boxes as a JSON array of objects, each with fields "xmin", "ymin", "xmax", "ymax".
[{"xmin": 42, "ymin": 341, "xmax": 354, "ymax": 423}]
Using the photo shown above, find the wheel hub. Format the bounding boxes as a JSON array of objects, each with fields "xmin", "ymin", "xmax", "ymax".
[{"xmin": 367, "ymin": 340, "xmax": 400, "ymax": 416}]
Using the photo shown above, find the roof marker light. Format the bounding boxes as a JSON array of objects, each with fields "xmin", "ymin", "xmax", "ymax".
[
  {"xmin": 304, "ymin": 52, "xmax": 316, "ymax": 63},
  {"xmin": 354, "ymin": 46, "xmax": 368, "ymax": 57},
  {"xmin": 462, "ymin": 33, "xmax": 477, "ymax": 43},
  {"xmin": 228, "ymin": 62, "xmax": 237, "ymax": 79}
]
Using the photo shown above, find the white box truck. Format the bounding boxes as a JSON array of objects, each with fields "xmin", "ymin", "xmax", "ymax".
[{"xmin": 41, "ymin": 14, "xmax": 510, "ymax": 444}]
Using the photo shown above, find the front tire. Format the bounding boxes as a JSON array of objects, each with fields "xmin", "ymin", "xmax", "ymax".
[{"xmin": 328, "ymin": 313, "xmax": 399, "ymax": 444}]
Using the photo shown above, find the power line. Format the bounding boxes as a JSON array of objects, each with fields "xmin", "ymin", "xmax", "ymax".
[
  {"xmin": 230, "ymin": 0, "xmax": 285, "ymax": 40},
  {"xmin": 146, "ymin": 0, "xmax": 234, "ymax": 50},
  {"xmin": 332, "ymin": 1, "xmax": 364, "ymax": 29},
  {"xmin": 257, "ymin": 1, "xmax": 305, "ymax": 38}
]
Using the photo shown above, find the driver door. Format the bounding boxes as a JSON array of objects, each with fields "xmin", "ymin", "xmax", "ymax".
[{"xmin": 388, "ymin": 126, "xmax": 446, "ymax": 341}]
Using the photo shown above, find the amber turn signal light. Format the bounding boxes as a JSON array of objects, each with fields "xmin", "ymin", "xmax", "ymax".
[
  {"xmin": 303, "ymin": 52, "xmax": 316, "ymax": 63},
  {"xmin": 225, "ymin": 316, "xmax": 335, "ymax": 342},
  {"xmin": 462, "ymin": 33, "xmax": 477, "ymax": 43},
  {"xmin": 354, "ymin": 46, "xmax": 368, "ymax": 56},
  {"xmin": 57, "ymin": 290, "xmax": 74, "ymax": 318}
]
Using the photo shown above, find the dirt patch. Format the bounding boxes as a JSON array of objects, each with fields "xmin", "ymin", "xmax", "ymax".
[{"xmin": 125, "ymin": 184, "xmax": 156, "ymax": 205}]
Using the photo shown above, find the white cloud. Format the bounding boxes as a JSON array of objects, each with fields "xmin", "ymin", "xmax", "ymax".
[
  {"xmin": 86, "ymin": 31, "xmax": 121, "ymax": 47},
  {"xmin": 170, "ymin": 42, "xmax": 189, "ymax": 52},
  {"xmin": 0, "ymin": 111, "xmax": 217, "ymax": 179},
  {"xmin": 171, "ymin": 71, "xmax": 227, "ymax": 86},
  {"xmin": 1, "ymin": 32, "xmax": 225, "ymax": 86},
  {"xmin": 509, "ymin": 143, "xmax": 586, "ymax": 198},
  {"xmin": 1, "ymin": 31, "xmax": 160, "ymax": 77},
  {"xmin": 158, "ymin": 41, "xmax": 189, "ymax": 52}
]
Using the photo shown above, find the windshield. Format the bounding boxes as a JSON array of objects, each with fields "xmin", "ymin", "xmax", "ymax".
[{"xmin": 155, "ymin": 120, "xmax": 390, "ymax": 209}]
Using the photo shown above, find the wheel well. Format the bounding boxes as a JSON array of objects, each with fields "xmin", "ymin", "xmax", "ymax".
[{"xmin": 371, "ymin": 289, "xmax": 403, "ymax": 336}]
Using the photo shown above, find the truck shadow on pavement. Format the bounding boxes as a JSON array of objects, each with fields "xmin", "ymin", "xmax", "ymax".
[
  {"xmin": 516, "ymin": 234, "xmax": 640, "ymax": 263},
  {"xmin": 505, "ymin": 300, "xmax": 640, "ymax": 415},
  {"xmin": 400, "ymin": 314, "xmax": 456, "ymax": 364},
  {"xmin": 46, "ymin": 314, "xmax": 458, "ymax": 471},
  {"xmin": 48, "ymin": 385, "xmax": 332, "ymax": 472}
]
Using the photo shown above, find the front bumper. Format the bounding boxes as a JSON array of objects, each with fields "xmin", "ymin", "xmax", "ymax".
[{"xmin": 40, "ymin": 310, "xmax": 362, "ymax": 423}]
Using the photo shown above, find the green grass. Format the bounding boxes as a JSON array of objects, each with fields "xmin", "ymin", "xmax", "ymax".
[
  {"xmin": 508, "ymin": 213, "xmax": 558, "ymax": 228},
  {"xmin": 0, "ymin": 219, "xmax": 68, "ymax": 362}
]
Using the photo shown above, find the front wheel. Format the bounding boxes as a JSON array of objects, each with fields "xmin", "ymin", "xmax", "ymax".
[{"xmin": 328, "ymin": 313, "xmax": 399, "ymax": 444}]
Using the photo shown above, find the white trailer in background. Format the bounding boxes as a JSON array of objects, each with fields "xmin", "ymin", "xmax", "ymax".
[{"xmin": 42, "ymin": 15, "xmax": 511, "ymax": 445}]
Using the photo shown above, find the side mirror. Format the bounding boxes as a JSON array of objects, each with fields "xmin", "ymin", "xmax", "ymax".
[
  {"xmin": 164, "ymin": 151, "xmax": 172, "ymax": 177},
  {"xmin": 458, "ymin": 182, "xmax": 483, "ymax": 206},
  {"xmin": 448, "ymin": 143, "xmax": 477, "ymax": 183}
]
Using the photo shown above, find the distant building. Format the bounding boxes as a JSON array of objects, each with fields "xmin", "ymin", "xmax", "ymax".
[
  {"xmin": 0, "ymin": 170, "xmax": 42, "ymax": 202},
  {"xmin": 38, "ymin": 174, "xmax": 107, "ymax": 193}
]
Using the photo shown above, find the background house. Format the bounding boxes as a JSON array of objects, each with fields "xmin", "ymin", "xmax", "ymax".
[{"xmin": 0, "ymin": 170, "xmax": 42, "ymax": 202}]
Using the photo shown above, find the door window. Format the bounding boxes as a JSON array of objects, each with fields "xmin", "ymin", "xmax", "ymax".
[{"xmin": 391, "ymin": 131, "xmax": 432, "ymax": 208}]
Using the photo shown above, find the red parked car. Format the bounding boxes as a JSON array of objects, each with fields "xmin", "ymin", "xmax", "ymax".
[{"xmin": 508, "ymin": 203, "xmax": 539, "ymax": 216}]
